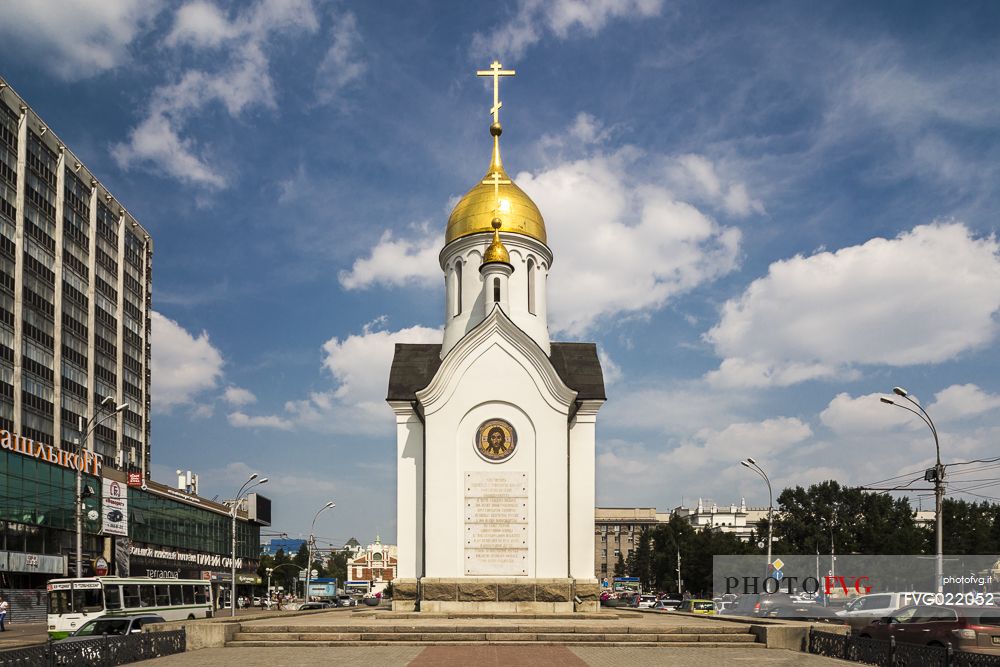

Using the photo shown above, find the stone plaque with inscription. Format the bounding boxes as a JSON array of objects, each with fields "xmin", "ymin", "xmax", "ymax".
[{"xmin": 464, "ymin": 471, "xmax": 529, "ymax": 575}]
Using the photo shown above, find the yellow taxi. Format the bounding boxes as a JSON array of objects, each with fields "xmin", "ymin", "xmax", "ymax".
[{"xmin": 677, "ymin": 599, "xmax": 716, "ymax": 615}]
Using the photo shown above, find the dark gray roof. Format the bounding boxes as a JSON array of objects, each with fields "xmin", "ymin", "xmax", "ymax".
[
  {"xmin": 386, "ymin": 342, "xmax": 605, "ymax": 402},
  {"xmin": 386, "ymin": 344, "xmax": 443, "ymax": 402},
  {"xmin": 548, "ymin": 342, "xmax": 606, "ymax": 401}
]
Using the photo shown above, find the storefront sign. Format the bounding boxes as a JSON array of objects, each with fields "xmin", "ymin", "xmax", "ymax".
[
  {"xmin": 129, "ymin": 545, "xmax": 243, "ymax": 569},
  {"xmin": 0, "ymin": 429, "xmax": 102, "ymax": 475},
  {"xmin": 94, "ymin": 556, "xmax": 109, "ymax": 576},
  {"xmin": 5, "ymin": 550, "xmax": 65, "ymax": 574},
  {"xmin": 127, "ymin": 472, "xmax": 142, "ymax": 487},
  {"xmin": 102, "ymin": 479, "xmax": 128, "ymax": 536}
]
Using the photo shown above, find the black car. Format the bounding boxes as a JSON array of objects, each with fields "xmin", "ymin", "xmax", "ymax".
[{"xmin": 106, "ymin": 509, "xmax": 124, "ymax": 523}]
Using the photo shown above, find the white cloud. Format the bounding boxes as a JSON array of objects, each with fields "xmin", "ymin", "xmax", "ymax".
[
  {"xmin": 0, "ymin": 0, "xmax": 164, "ymax": 79},
  {"xmin": 706, "ymin": 222, "xmax": 1000, "ymax": 387},
  {"xmin": 113, "ymin": 0, "xmax": 321, "ymax": 187},
  {"xmin": 930, "ymin": 384, "xmax": 1000, "ymax": 423},
  {"xmin": 520, "ymin": 150, "xmax": 742, "ymax": 335},
  {"xmin": 597, "ymin": 348, "xmax": 622, "ymax": 385},
  {"xmin": 665, "ymin": 154, "xmax": 765, "ymax": 218},
  {"xmin": 235, "ymin": 321, "xmax": 441, "ymax": 435},
  {"xmin": 163, "ymin": 1, "xmax": 237, "ymax": 48},
  {"xmin": 820, "ymin": 392, "xmax": 916, "ymax": 436},
  {"xmin": 595, "ymin": 417, "xmax": 813, "ymax": 504},
  {"xmin": 227, "ymin": 411, "xmax": 293, "ymax": 430},
  {"xmin": 315, "ymin": 11, "xmax": 366, "ymax": 104},
  {"xmin": 223, "ymin": 386, "xmax": 257, "ymax": 406},
  {"xmin": 472, "ymin": 0, "xmax": 664, "ymax": 59},
  {"xmin": 150, "ymin": 311, "xmax": 224, "ymax": 411},
  {"xmin": 339, "ymin": 229, "xmax": 439, "ymax": 290}
]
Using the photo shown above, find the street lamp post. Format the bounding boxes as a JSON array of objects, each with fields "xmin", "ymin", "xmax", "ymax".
[
  {"xmin": 231, "ymin": 474, "xmax": 268, "ymax": 617},
  {"xmin": 268, "ymin": 562, "xmax": 303, "ymax": 602},
  {"xmin": 741, "ymin": 458, "xmax": 773, "ymax": 577},
  {"xmin": 881, "ymin": 386, "xmax": 944, "ymax": 593},
  {"xmin": 266, "ymin": 567, "xmax": 272, "ymax": 602},
  {"xmin": 304, "ymin": 502, "xmax": 335, "ymax": 602},
  {"xmin": 75, "ymin": 396, "xmax": 128, "ymax": 577}
]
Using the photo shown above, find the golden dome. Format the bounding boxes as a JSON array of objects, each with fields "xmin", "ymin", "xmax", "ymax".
[
  {"xmin": 482, "ymin": 218, "xmax": 511, "ymax": 265},
  {"xmin": 445, "ymin": 123, "xmax": 547, "ymax": 245}
]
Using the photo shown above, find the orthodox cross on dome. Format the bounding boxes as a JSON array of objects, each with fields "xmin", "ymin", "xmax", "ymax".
[
  {"xmin": 482, "ymin": 170, "xmax": 511, "ymax": 201},
  {"xmin": 477, "ymin": 60, "xmax": 515, "ymax": 125}
]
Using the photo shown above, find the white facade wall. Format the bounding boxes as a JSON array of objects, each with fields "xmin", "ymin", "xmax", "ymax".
[
  {"xmin": 416, "ymin": 313, "xmax": 576, "ymax": 578},
  {"xmin": 569, "ymin": 401, "xmax": 600, "ymax": 581},
  {"xmin": 390, "ymin": 403, "xmax": 423, "ymax": 579}
]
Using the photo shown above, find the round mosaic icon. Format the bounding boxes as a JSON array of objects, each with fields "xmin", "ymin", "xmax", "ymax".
[{"xmin": 475, "ymin": 418, "xmax": 517, "ymax": 462}]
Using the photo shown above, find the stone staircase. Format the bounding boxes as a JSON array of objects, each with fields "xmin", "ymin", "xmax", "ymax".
[{"xmin": 226, "ymin": 617, "xmax": 765, "ymax": 648}]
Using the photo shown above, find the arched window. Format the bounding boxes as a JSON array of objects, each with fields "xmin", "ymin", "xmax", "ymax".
[
  {"xmin": 527, "ymin": 258, "xmax": 536, "ymax": 315},
  {"xmin": 493, "ymin": 277, "xmax": 500, "ymax": 303},
  {"xmin": 454, "ymin": 261, "xmax": 463, "ymax": 316}
]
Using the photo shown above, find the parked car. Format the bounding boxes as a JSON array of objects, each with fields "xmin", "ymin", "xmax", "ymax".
[
  {"xmin": 720, "ymin": 592, "xmax": 795, "ymax": 617},
  {"xmin": 63, "ymin": 615, "xmax": 165, "ymax": 640},
  {"xmin": 677, "ymin": 599, "xmax": 716, "ymax": 615},
  {"xmin": 764, "ymin": 603, "xmax": 845, "ymax": 623},
  {"xmin": 860, "ymin": 605, "xmax": 1000, "ymax": 654},
  {"xmin": 652, "ymin": 599, "xmax": 682, "ymax": 610},
  {"xmin": 836, "ymin": 592, "xmax": 934, "ymax": 632},
  {"xmin": 298, "ymin": 601, "xmax": 331, "ymax": 610}
]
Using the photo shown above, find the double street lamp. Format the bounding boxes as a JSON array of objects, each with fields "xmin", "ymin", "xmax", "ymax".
[
  {"xmin": 231, "ymin": 473, "xmax": 268, "ymax": 617},
  {"xmin": 740, "ymin": 458, "xmax": 773, "ymax": 576},
  {"xmin": 880, "ymin": 386, "xmax": 944, "ymax": 593},
  {"xmin": 266, "ymin": 562, "xmax": 304, "ymax": 602},
  {"xmin": 75, "ymin": 395, "xmax": 128, "ymax": 577},
  {"xmin": 304, "ymin": 502, "xmax": 336, "ymax": 602}
]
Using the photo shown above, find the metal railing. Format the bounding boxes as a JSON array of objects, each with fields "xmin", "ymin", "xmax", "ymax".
[
  {"xmin": 808, "ymin": 629, "xmax": 1000, "ymax": 667},
  {"xmin": 0, "ymin": 628, "xmax": 185, "ymax": 667}
]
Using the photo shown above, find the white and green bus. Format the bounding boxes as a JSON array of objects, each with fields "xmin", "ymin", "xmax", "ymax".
[{"xmin": 47, "ymin": 577, "xmax": 213, "ymax": 639}]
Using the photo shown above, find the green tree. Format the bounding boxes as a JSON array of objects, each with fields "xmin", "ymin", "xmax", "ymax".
[
  {"xmin": 612, "ymin": 552, "xmax": 626, "ymax": 578},
  {"xmin": 293, "ymin": 543, "xmax": 310, "ymax": 568},
  {"xmin": 327, "ymin": 550, "xmax": 349, "ymax": 586},
  {"xmin": 772, "ymin": 480, "xmax": 929, "ymax": 556}
]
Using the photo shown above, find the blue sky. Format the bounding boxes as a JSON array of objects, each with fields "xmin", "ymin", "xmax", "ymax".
[{"xmin": 3, "ymin": 0, "xmax": 1000, "ymax": 547}]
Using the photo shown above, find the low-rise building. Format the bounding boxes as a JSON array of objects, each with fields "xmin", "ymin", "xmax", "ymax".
[
  {"xmin": 346, "ymin": 536, "xmax": 396, "ymax": 595},
  {"xmin": 673, "ymin": 498, "xmax": 771, "ymax": 542}
]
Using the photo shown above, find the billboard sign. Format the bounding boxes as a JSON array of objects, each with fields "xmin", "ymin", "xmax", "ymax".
[{"xmin": 102, "ymin": 479, "xmax": 128, "ymax": 536}]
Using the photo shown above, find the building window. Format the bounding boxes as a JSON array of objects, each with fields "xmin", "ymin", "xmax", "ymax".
[
  {"xmin": 454, "ymin": 262, "xmax": 462, "ymax": 316},
  {"xmin": 493, "ymin": 277, "xmax": 500, "ymax": 303},
  {"xmin": 527, "ymin": 258, "xmax": 535, "ymax": 314}
]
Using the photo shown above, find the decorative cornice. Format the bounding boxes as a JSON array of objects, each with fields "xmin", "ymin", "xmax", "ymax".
[
  {"xmin": 417, "ymin": 306, "xmax": 576, "ymax": 414},
  {"xmin": 439, "ymin": 231, "xmax": 552, "ymax": 271}
]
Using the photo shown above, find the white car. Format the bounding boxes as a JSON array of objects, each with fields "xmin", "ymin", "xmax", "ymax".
[{"xmin": 636, "ymin": 595, "xmax": 658, "ymax": 608}]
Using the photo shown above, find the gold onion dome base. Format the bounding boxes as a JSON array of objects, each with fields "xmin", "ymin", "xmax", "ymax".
[{"xmin": 445, "ymin": 123, "xmax": 547, "ymax": 246}]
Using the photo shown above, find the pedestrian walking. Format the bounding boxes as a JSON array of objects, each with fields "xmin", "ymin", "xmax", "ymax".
[{"xmin": 0, "ymin": 594, "xmax": 9, "ymax": 631}]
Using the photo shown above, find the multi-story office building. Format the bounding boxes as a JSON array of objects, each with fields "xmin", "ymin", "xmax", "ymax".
[
  {"xmin": 594, "ymin": 507, "xmax": 661, "ymax": 581},
  {"xmin": 0, "ymin": 78, "xmax": 152, "ymax": 476}
]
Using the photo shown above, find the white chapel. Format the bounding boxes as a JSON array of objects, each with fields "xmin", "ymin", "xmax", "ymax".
[{"xmin": 386, "ymin": 62, "xmax": 606, "ymax": 612}]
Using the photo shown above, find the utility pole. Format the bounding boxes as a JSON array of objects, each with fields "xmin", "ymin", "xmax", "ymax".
[
  {"xmin": 676, "ymin": 549, "xmax": 682, "ymax": 596},
  {"xmin": 881, "ymin": 387, "xmax": 944, "ymax": 593}
]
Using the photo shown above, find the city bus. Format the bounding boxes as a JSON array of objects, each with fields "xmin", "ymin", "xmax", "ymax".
[{"xmin": 47, "ymin": 577, "xmax": 213, "ymax": 639}]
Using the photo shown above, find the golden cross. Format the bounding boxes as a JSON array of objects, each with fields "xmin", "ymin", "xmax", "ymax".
[
  {"xmin": 482, "ymin": 170, "xmax": 511, "ymax": 200},
  {"xmin": 476, "ymin": 60, "xmax": 516, "ymax": 124}
]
